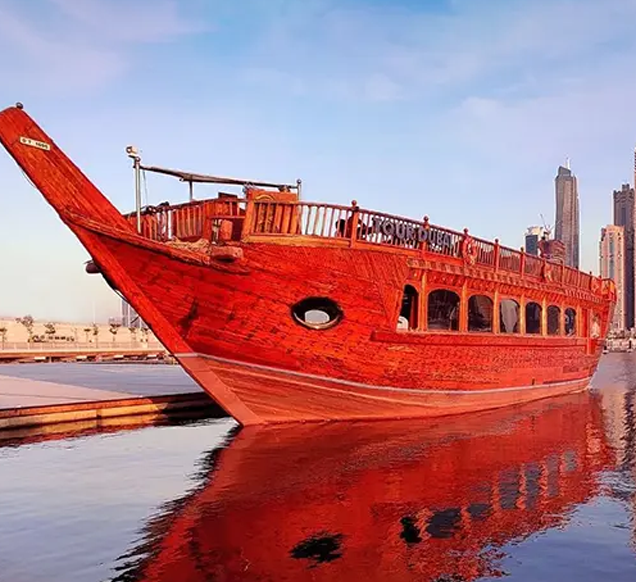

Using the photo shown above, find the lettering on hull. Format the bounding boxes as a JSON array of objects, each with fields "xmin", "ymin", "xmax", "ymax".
[
  {"xmin": 371, "ymin": 216, "xmax": 453, "ymax": 249},
  {"xmin": 19, "ymin": 136, "xmax": 50, "ymax": 151}
]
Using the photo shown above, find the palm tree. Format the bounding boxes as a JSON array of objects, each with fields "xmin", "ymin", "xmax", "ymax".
[
  {"xmin": 16, "ymin": 315, "xmax": 34, "ymax": 342},
  {"xmin": 0, "ymin": 326, "xmax": 7, "ymax": 350},
  {"xmin": 109, "ymin": 322, "xmax": 121, "ymax": 344},
  {"xmin": 44, "ymin": 322, "xmax": 56, "ymax": 343}
]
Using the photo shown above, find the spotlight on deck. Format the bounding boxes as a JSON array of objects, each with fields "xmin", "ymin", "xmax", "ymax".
[{"xmin": 126, "ymin": 145, "xmax": 140, "ymax": 159}]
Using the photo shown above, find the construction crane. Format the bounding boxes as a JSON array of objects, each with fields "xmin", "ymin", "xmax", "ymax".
[{"xmin": 540, "ymin": 213, "xmax": 553, "ymax": 239}]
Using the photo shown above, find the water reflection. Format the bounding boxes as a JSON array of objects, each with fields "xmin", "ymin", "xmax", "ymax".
[{"xmin": 109, "ymin": 392, "xmax": 617, "ymax": 581}]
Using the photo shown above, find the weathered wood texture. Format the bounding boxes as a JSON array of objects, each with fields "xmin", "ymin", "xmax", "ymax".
[
  {"xmin": 112, "ymin": 392, "xmax": 613, "ymax": 581},
  {"xmin": 0, "ymin": 104, "xmax": 616, "ymax": 426}
]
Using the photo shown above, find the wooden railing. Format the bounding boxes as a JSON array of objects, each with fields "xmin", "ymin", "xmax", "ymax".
[
  {"xmin": 124, "ymin": 198, "xmax": 247, "ymax": 244},
  {"xmin": 123, "ymin": 197, "xmax": 599, "ymax": 294},
  {"xmin": 246, "ymin": 200, "xmax": 598, "ymax": 293}
]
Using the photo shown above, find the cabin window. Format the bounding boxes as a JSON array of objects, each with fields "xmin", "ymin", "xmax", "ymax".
[
  {"xmin": 499, "ymin": 299, "xmax": 520, "ymax": 333},
  {"xmin": 291, "ymin": 297, "xmax": 343, "ymax": 330},
  {"xmin": 428, "ymin": 290, "xmax": 460, "ymax": 331},
  {"xmin": 565, "ymin": 308, "xmax": 576, "ymax": 336},
  {"xmin": 398, "ymin": 285, "xmax": 419, "ymax": 330},
  {"xmin": 525, "ymin": 302, "xmax": 542, "ymax": 334},
  {"xmin": 468, "ymin": 295, "xmax": 493, "ymax": 332},
  {"xmin": 547, "ymin": 305, "xmax": 561, "ymax": 335}
]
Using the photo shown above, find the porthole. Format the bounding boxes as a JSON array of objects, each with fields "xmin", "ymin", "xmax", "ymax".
[{"xmin": 291, "ymin": 297, "xmax": 343, "ymax": 330}]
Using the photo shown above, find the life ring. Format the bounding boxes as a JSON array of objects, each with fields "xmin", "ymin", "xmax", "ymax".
[
  {"xmin": 461, "ymin": 236, "xmax": 478, "ymax": 265},
  {"xmin": 602, "ymin": 279, "xmax": 616, "ymax": 300}
]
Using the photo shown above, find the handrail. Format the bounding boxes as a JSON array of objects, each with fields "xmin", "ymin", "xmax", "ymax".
[
  {"xmin": 245, "ymin": 199, "xmax": 601, "ymax": 293},
  {"xmin": 121, "ymin": 197, "xmax": 604, "ymax": 295}
]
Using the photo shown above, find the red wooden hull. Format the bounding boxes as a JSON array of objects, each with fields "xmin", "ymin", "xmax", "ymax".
[
  {"xmin": 112, "ymin": 392, "xmax": 614, "ymax": 581},
  {"xmin": 0, "ymin": 104, "xmax": 614, "ymax": 426}
]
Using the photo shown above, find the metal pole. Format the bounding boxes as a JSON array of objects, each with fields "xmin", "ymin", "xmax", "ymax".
[
  {"xmin": 134, "ymin": 156, "xmax": 141, "ymax": 232},
  {"xmin": 189, "ymin": 180, "xmax": 193, "ymax": 201}
]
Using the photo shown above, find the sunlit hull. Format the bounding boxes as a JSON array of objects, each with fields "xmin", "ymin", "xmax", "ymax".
[{"xmin": 0, "ymin": 104, "xmax": 616, "ymax": 426}]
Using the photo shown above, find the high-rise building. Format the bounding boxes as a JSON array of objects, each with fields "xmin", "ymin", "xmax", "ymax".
[
  {"xmin": 612, "ymin": 182, "xmax": 635, "ymax": 328},
  {"xmin": 599, "ymin": 225, "xmax": 625, "ymax": 330},
  {"xmin": 524, "ymin": 226, "xmax": 545, "ymax": 255},
  {"xmin": 554, "ymin": 162, "xmax": 580, "ymax": 269},
  {"xmin": 121, "ymin": 298, "xmax": 144, "ymax": 329}
]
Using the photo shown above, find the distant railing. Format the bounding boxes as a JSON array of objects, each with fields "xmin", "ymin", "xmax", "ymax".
[{"xmin": 122, "ymin": 197, "xmax": 600, "ymax": 294}]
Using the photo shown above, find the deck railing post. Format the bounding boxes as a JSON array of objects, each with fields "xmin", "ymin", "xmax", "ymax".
[
  {"xmin": 349, "ymin": 200, "xmax": 360, "ymax": 247},
  {"xmin": 519, "ymin": 247, "xmax": 526, "ymax": 278},
  {"xmin": 241, "ymin": 198, "xmax": 255, "ymax": 240},
  {"xmin": 421, "ymin": 216, "xmax": 430, "ymax": 257},
  {"xmin": 494, "ymin": 238, "xmax": 500, "ymax": 272}
]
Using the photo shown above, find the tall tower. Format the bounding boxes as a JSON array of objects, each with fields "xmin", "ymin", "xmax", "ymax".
[
  {"xmin": 612, "ymin": 182, "xmax": 635, "ymax": 328},
  {"xmin": 599, "ymin": 225, "xmax": 625, "ymax": 330},
  {"xmin": 554, "ymin": 162, "xmax": 580, "ymax": 269}
]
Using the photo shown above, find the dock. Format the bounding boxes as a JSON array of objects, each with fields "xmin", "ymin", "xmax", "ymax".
[
  {"xmin": 0, "ymin": 346, "xmax": 168, "ymax": 363},
  {"xmin": 0, "ymin": 362, "xmax": 225, "ymax": 438}
]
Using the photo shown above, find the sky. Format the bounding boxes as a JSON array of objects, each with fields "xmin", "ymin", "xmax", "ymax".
[{"xmin": 1, "ymin": 0, "xmax": 636, "ymax": 323}]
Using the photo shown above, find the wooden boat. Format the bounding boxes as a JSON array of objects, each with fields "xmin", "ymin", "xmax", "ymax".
[
  {"xmin": 110, "ymin": 392, "xmax": 614, "ymax": 581},
  {"xmin": 0, "ymin": 103, "xmax": 617, "ymax": 426}
]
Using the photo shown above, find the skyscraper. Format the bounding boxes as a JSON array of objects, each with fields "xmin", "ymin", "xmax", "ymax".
[
  {"xmin": 554, "ymin": 162, "xmax": 580, "ymax": 269},
  {"xmin": 612, "ymin": 183, "xmax": 635, "ymax": 328},
  {"xmin": 599, "ymin": 225, "xmax": 625, "ymax": 330}
]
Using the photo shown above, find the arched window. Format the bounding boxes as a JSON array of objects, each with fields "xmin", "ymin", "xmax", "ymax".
[
  {"xmin": 398, "ymin": 285, "xmax": 419, "ymax": 330},
  {"xmin": 499, "ymin": 299, "xmax": 520, "ymax": 333},
  {"xmin": 547, "ymin": 305, "xmax": 561, "ymax": 335},
  {"xmin": 565, "ymin": 308, "xmax": 576, "ymax": 336},
  {"xmin": 525, "ymin": 302, "xmax": 542, "ymax": 334},
  {"xmin": 428, "ymin": 289, "xmax": 460, "ymax": 331},
  {"xmin": 468, "ymin": 295, "xmax": 493, "ymax": 332}
]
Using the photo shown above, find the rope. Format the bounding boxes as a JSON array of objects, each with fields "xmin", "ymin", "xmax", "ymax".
[{"xmin": 142, "ymin": 168, "xmax": 149, "ymax": 206}]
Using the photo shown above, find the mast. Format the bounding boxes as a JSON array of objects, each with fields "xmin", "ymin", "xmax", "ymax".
[{"xmin": 126, "ymin": 145, "xmax": 142, "ymax": 232}]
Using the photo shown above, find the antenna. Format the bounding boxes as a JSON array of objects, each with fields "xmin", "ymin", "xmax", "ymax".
[{"xmin": 565, "ymin": 156, "xmax": 570, "ymax": 170}]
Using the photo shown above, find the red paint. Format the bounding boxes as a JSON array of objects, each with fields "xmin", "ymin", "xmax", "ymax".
[
  {"xmin": 0, "ymin": 104, "xmax": 616, "ymax": 426},
  {"xmin": 114, "ymin": 392, "xmax": 613, "ymax": 581}
]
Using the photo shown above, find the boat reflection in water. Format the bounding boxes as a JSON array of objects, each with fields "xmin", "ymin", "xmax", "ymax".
[{"xmin": 111, "ymin": 392, "xmax": 614, "ymax": 581}]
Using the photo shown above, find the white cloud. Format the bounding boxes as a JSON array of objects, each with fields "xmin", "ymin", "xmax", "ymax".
[
  {"xmin": 0, "ymin": 0, "xmax": 207, "ymax": 95},
  {"xmin": 47, "ymin": 0, "xmax": 207, "ymax": 43},
  {"xmin": 243, "ymin": 0, "xmax": 636, "ymax": 102}
]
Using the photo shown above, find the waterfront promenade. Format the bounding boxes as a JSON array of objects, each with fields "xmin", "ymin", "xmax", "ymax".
[{"xmin": 0, "ymin": 316, "xmax": 168, "ymax": 362}]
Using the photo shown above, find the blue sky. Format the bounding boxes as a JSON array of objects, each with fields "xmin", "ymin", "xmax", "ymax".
[{"xmin": 1, "ymin": 0, "xmax": 636, "ymax": 323}]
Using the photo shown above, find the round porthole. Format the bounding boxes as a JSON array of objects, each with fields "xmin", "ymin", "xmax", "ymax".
[{"xmin": 291, "ymin": 297, "xmax": 343, "ymax": 330}]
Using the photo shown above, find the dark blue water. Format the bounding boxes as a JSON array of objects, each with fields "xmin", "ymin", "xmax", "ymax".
[{"xmin": 0, "ymin": 356, "xmax": 635, "ymax": 581}]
